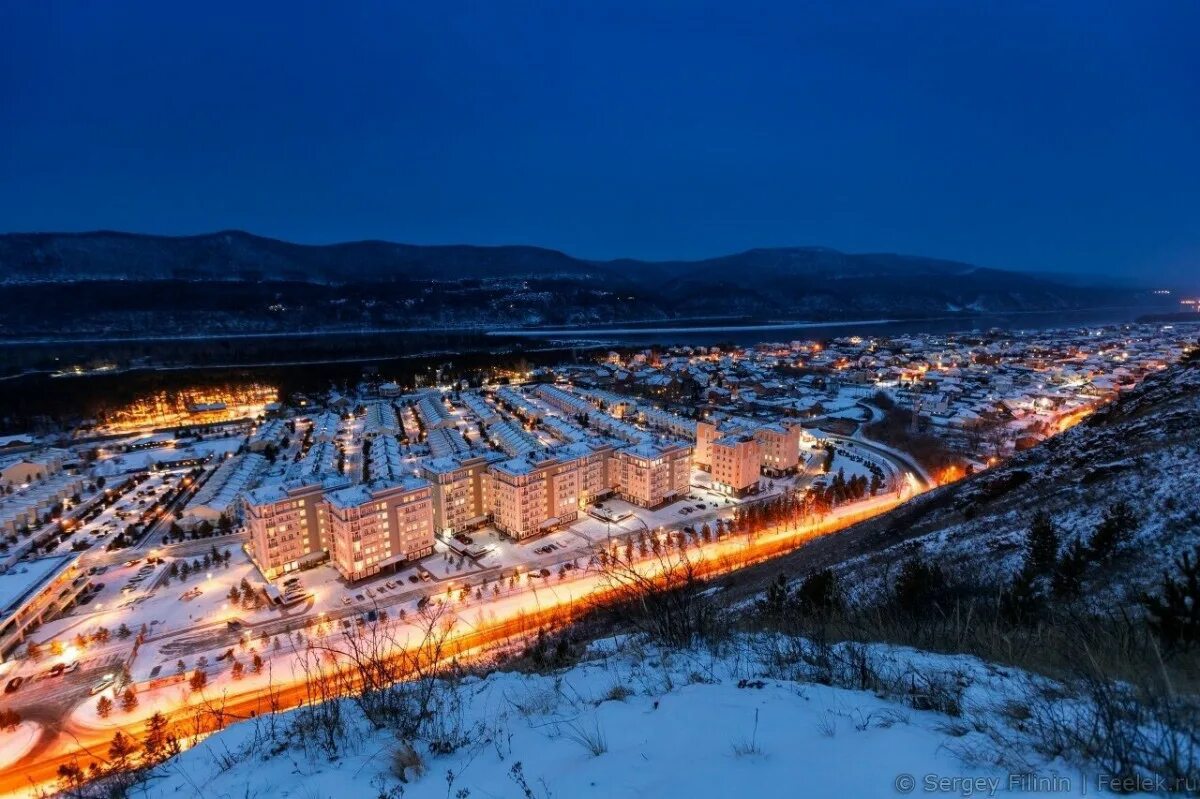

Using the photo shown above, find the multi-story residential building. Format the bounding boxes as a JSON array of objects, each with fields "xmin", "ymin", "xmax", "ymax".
[
  {"xmin": 753, "ymin": 422, "xmax": 802, "ymax": 476},
  {"xmin": 489, "ymin": 451, "xmax": 582, "ymax": 540},
  {"xmin": 613, "ymin": 440, "xmax": 692, "ymax": 508},
  {"xmin": 244, "ymin": 477, "xmax": 346, "ymax": 579},
  {"xmin": 326, "ymin": 478, "xmax": 434, "ymax": 581},
  {"xmin": 711, "ymin": 434, "xmax": 761, "ymax": 496},
  {"xmin": 577, "ymin": 442, "xmax": 618, "ymax": 505},
  {"xmin": 695, "ymin": 420, "xmax": 718, "ymax": 469},
  {"xmin": 421, "ymin": 452, "xmax": 502, "ymax": 535},
  {"xmin": 0, "ymin": 553, "xmax": 88, "ymax": 660}
]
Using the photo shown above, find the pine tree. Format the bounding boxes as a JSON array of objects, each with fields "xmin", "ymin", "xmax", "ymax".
[
  {"xmin": 120, "ymin": 686, "xmax": 138, "ymax": 712},
  {"xmin": 96, "ymin": 695, "xmax": 113, "ymax": 719},
  {"xmin": 796, "ymin": 568, "xmax": 843, "ymax": 615},
  {"xmin": 1087, "ymin": 501, "xmax": 1137, "ymax": 561},
  {"xmin": 1052, "ymin": 540, "xmax": 1088, "ymax": 599},
  {"xmin": 188, "ymin": 669, "xmax": 207, "ymax": 692},
  {"xmin": 759, "ymin": 574, "xmax": 790, "ymax": 616},
  {"xmin": 999, "ymin": 569, "xmax": 1044, "ymax": 623},
  {"xmin": 143, "ymin": 712, "xmax": 168, "ymax": 761},
  {"xmin": 1023, "ymin": 512, "xmax": 1060, "ymax": 577},
  {"xmin": 893, "ymin": 557, "xmax": 948, "ymax": 616},
  {"xmin": 1143, "ymin": 546, "xmax": 1200, "ymax": 653},
  {"xmin": 108, "ymin": 731, "xmax": 136, "ymax": 768}
]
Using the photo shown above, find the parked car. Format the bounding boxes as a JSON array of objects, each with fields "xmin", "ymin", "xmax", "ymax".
[
  {"xmin": 5, "ymin": 676, "xmax": 23, "ymax": 694},
  {"xmin": 89, "ymin": 673, "xmax": 116, "ymax": 695},
  {"xmin": 47, "ymin": 662, "xmax": 66, "ymax": 677}
]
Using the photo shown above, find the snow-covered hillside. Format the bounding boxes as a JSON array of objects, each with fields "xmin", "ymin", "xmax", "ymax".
[
  {"xmin": 129, "ymin": 636, "xmax": 1143, "ymax": 799},
  {"xmin": 834, "ymin": 355, "xmax": 1200, "ymax": 605}
]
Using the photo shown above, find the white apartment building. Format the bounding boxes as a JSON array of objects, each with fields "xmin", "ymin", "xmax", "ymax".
[
  {"xmin": 244, "ymin": 477, "xmax": 345, "ymax": 579},
  {"xmin": 711, "ymin": 434, "xmax": 761, "ymax": 496},
  {"xmin": 613, "ymin": 440, "xmax": 692, "ymax": 508},
  {"xmin": 489, "ymin": 452, "xmax": 582, "ymax": 540},
  {"xmin": 421, "ymin": 452, "xmax": 502, "ymax": 535},
  {"xmin": 326, "ymin": 478, "xmax": 434, "ymax": 581},
  {"xmin": 753, "ymin": 422, "xmax": 803, "ymax": 476}
]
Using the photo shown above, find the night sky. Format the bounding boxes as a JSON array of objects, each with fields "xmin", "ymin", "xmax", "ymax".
[{"xmin": 2, "ymin": 1, "xmax": 1197, "ymax": 281}]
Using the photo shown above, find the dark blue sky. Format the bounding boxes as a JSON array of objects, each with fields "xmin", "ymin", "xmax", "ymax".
[{"xmin": 2, "ymin": 1, "xmax": 1198, "ymax": 281}]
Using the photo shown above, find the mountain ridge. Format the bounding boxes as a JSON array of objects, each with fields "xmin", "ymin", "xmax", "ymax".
[
  {"xmin": 0, "ymin": 230, "xmax": 1165, "ymax": 336},
  {"xmin": 0, "ymin": 229, "xmax": 1102, "ymax": 286}
]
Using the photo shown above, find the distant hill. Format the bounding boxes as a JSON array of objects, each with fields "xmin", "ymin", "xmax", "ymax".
[
  {"xmin": 0, "ymin": 230, "xmax": 1161, "ymax": 337},
  {"xmin": 0, "ymin": 230, "xmax": 595, "ymax": 283}
]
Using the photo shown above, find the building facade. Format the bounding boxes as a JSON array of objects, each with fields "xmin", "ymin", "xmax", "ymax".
[
  {"xmin": 711, "ymin": 435, "xmax": 761, "ymax": 496},
  {"xmin": 326, "ymin": 479, "xmax": 434, "ymax": 581}
]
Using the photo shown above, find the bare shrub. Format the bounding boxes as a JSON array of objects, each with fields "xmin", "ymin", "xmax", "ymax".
[
  {"xmin": 390, "ymin": 739, "xmax": 426, "ymax": 782},
  {"xmin": 561, "ymin": 716, "xmax": 608, "ymax": 757}
]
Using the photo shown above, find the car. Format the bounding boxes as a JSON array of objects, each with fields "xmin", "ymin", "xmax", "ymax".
[
  {"xmin": 341, "ymin": 596, "xmax": 352, "ymax": 606},
  {"xmin": 283, "ymin": 577, "xmax": 300, "ymax": 587},
  {"xmin": 89, "ymin": 674, "xmax": 116, "ymax": 695},
  {"xmin": 226, "ymin": 619, "xmax": 242, "ymax": 630},
  {"xmin": 47, "ymin": 662, "xmax": 66, "ymax": 677},
  {"xmin": 5, "ymin": 676, "xmax": 23, "ymax": 694},
  {"xmin": 408, "ymin": 575, "xmax": 420, "ymax": 584},
  {"xmin": 65, "ymin": 661, "xmax": 80, "ymax": 674},
  {"xmin": 355, "ymin": 594, "xmax": 365, "ymax": 601}
]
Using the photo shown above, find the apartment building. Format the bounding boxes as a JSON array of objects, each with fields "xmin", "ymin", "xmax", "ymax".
[
  {"xmin": 0, "ymin": 448, "xmax": 68, "ymax": 487},
  {"xmin": 753, "ymin": 422, "xmax": 802, "ymax": 476},
  {"xmin": 577, "ymin": 442, "xmax": 618, "ymax": 505},
  {"xmin": 613, "ymin": 440, "xmax": 692, "ymax": 508},
  {"xmin": 489, "ymin": 452, "xmax": 582, "ymax": 540},
  {"xmin": 694, "ymin": 420, "xmax": 718, "ymax": 469},
  {"xmin": 0, "ymin": 553, "xmax": 88, "ymax": 660},
  {"xmin": 244, "ymin": 477, "xmax": 346, "ymax": 579},
  {"xmin": 421, "ymin": 452, "xmax": 501, "ymax": 535},
  {"xmin": 711, "ymin": 434, "xmax": 761, "ymax": 496},
  {"xmin": 326, "ymin": 478, "xmax": 434, "ymax": 581}
]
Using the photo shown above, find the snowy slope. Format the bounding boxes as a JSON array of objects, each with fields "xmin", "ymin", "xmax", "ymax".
[
  {"xmin": 133, "ymin": 637, "xmax": 1128, "ymax": 799},
  {"xmin": 833, "ymin": 355, "xmax": 1200, "ymax": 605}
]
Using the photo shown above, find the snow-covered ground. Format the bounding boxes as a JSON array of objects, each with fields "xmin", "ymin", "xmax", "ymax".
[
  {"xmin": 0, "ymin": 723, "xmax": 40, "ymax": 773},
  {"xmin": 134, "ymin": 636, "xmax": 1152, "ymax": 799}
]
